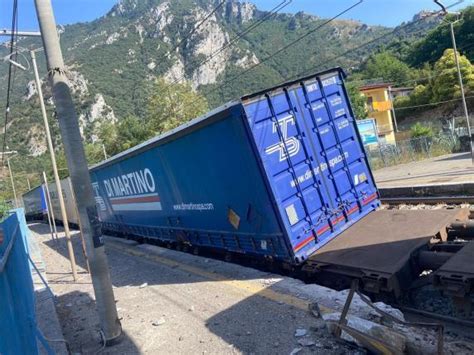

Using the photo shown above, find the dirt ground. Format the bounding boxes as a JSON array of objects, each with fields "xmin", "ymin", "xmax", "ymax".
[{"xmin": 32, "ymin": 223, "xmax": 362, "ymax": 354}]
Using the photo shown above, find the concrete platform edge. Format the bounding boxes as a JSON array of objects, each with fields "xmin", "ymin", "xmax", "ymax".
[{"xmin": 380, "ymin": 182, "xmax": 474, "ymax": 199}]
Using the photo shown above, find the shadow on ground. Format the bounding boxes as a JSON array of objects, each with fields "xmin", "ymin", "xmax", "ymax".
[
  {"xmin": 436, "ymin": 152, "xmax": 471, "ymax": 162},
  {"xmin": 54, "ymin": 290, "xmax": 140, "ymax": 354},
  {"xmin": 31, "ymin": 222, "xmax": 347, "ymax": 353},
  {"xmin": 32, "ymin": 223, "xmax": 279, "ymax": 288}
]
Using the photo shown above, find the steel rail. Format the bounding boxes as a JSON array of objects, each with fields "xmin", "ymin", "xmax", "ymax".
[{"xmin": 398, "ymin": 305, "xmax": 474, "ymax": 329}]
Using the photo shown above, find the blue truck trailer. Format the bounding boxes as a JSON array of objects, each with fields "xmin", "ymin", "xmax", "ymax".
[
  {"xmin": 89, "ymin": 68, "xmax": 379, "ymax": 264},
  {"xmin": 22, "ymin": 185, "xmax": 47, "ymax": 221}
]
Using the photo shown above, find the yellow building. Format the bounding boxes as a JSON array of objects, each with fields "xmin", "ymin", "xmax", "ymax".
[{"xmin": 359, "ymin": 84, "xmax": 396, "ymax": 145}]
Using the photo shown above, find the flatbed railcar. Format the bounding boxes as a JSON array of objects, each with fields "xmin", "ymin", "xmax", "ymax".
[{"xmin": 89, "ymin": 67, "xmax": 380, "ymax": 264}]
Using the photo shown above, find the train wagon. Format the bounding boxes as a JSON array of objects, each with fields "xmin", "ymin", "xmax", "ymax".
[
  {"xmin": 22, "ymin": 185, "xmax": 47, "ymax": 221},
  {"xmin": 90, "ymin": 68, "xmax": 379, "ymax": 264},
  {"xmin": 47, "ymin": 177, "xmax": 80, "ymax": 226}
]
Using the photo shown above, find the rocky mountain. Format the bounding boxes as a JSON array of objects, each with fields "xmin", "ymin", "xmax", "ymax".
[{"xmin": 0, "ymin": 0, "xmax": 442, "ymax": 157}]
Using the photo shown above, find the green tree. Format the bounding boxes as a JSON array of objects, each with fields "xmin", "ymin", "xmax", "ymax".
[
  {"xmin": 116, "ymin": 116, "xmax": 151, "ymax": 151},
  {"xmin": 99, "ymin": 116, "xmax": 150, "ymax": 156},
  {"xmin": 147, "ymin": 78, "xmax": 208, "ymax": 133},
  {"xmin": 346, "ymin": 82, "xmax": 368, "ymax": 119},
  {"xmin": 431, "ymin": 48, "xmax": 474, "ymax": 102},
  {"xmin": 85, "ymin": 143, "xmax": 107, "ymax": 165},
  {"xmin": 410, "ymin": 122, "xmax": 433, "ymax": 138},
  {"xmin": 361, "ymin": 51, "xmax": 414, "ymax": 86},
  {"xmin": 407, "ymin": 6, "xmax": 474, "ymax": 67},
  {"xmin": 0, "ymin": 200, "xmax": 11, "ymax": 221},
  {"xmin": 98, "ymin": 121, "xmax": 120, "ymax": 156},
  {"xmin": 99, "ymin": 77, "xmax": 209, "ymax": 156},
  {"xmin": 409, "ymin": 84, "xmax": 431, "ymax": 105}
]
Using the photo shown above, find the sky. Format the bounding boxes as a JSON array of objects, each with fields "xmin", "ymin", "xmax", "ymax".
[{"xmin": 0, "ymin": 0, "xmax": 472, "ymax": 32}]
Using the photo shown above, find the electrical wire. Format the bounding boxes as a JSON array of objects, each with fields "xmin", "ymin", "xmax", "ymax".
[
  {"xmin": 203, "ymin": 0, "xmax": 365, "ymax": 99},
  {"xmin": 163, "ymin": 0, "xmax": 226, "ymax": 60},
  {"xmin": 158, "ymin": 0, "xmax": 227, "ymax": 124},
  {"xmin": 394, "ymin": 95, "xmax": 474, "ymax": 111},
  {"xmin": 168, "ymin": 0, "xmax": 363, "ymax": 119},
  {"xmin": 160, "ymin": 0, "xmax": 293, "ymax": 124},
  {"xmin": 2, "ymin": 0, "xmax": 19, "ymax": 164},
  {"xmin": 283, "ymin": 0, "xmax": 463, "ymax": 84},
  {"xmin": 168, "ymin": 0, "xmax": 292, "ymax": 85},
  {"xmin": 348, "ymin": 41, "xmax": 474, "ymax": 88},
  {"xmin": 184, "ymin": 1, "xmax": 466, "ymax": 123}
]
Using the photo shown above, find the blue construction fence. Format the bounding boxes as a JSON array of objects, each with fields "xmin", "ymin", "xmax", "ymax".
[{"xmin": 0, "ymin": 208, "xmax": 53, "ymax": 355}]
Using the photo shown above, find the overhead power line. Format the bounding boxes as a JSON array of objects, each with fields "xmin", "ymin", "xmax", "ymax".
[
  {"xmin": 394, "ymin": 95, "xmax": 474, "ymax": 111},
  {"xmin": 171, "ymin": 0, "xmax": 363, "ymax": 118},
  {"xmin": 204, "ymin": 0, "xmax": 364, "ymax": 99},
  {"xmin": 2, "ymin": 0, "xmax": 19, "ymax": 164},
  {"xmin": 279, "ymin": 1, "xmax": 465, "ymax": 86},
  {"xmin": 162, "ymin": 0, "xmax": 226, "ymax": 61},
  {"xmin": 169, "ymin": 0, "xmax": 293, "ymax": 85},
  {"xmin": 349, "ymin": 41, "xmax": 474, "ymax": 88}
]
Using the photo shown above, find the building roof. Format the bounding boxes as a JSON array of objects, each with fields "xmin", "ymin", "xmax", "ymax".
[{"xmin": 359, "ymin": 83, "xmax": 391, "ymax": 91}]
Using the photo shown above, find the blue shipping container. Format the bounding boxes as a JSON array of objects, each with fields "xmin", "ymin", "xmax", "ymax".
[{"xmin": 90, "ymin": 68, "xmax": 379, "ymax": 263}]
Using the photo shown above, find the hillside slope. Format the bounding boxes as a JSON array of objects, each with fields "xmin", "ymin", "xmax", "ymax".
[{"xmin": 0, "ymin": 0, "xmax": 441, "ymax": 157}]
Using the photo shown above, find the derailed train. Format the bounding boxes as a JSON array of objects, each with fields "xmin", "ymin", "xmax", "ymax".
[
  {"xmin": 23, "ymin": 177, "xmax": 80, "ymax": 226},
  {"xmin": 22, "ymin": 67, "xmax": 380, "ymax": 265}
]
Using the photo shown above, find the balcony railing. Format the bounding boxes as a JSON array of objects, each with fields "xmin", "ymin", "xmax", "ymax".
[{"xmin": 369, "ymin": 100, "xmax": 392, "ymax": 112}]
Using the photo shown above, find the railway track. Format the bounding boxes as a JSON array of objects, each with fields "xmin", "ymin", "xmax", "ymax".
[
  {"xmin": 115, "ymin": 221, "xmax": 474, "ymax": 330},
  {"xmin": 398, "ymin": 305, "xmax": 474, "ymax": 330}
]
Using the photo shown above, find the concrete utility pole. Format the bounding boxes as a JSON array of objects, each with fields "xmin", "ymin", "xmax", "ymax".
[
  {"xmin": 34, "ymin": 0, "xmax": 121, "ymax": 344},
  {"xmin": 31, "ymin": 49, "xmax": 78, "ymax": 280},
  {"xmin": 6, "ymin": 158, "xmax": 18, "ymax": 207},
  {"xmin": 449, "ymin": 21, "xmax": 473, "ymax": 163},
  {"xmin": 27, "ymin": 178, "xmax": 31, "ymax": 190}
]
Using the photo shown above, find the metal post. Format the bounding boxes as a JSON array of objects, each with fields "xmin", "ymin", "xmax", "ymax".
[
  {"xmin": 7, "ymin": 158, "xmax": 18, "ymax": 207},
  {"xmin": 35, "ymin": 0, "xmax": 121, "ymax": 344},
  {"xmin": 27, "ymin": 178, "xmax": 31, "ymax": 190},
  {"xmin": 102, "ymin": 144, "xmax": 108, "ymax": 160},
  {"xmin": 42, "ymin": 173, "xmax": 56, "ymax": 242},
  {"xmin": 450, "ymin": 21, "xmax": 473, "ymax": 163},
  {"xmin": 31, "ymin": 49, "xmax": 77, "ymax": 281},
  {"xmin": 43, "ymin": 171, "xmax": 59, "ymax": 241},
  {"xmin": 68, "ymin": 177, "xmax": 91, "ymax": 274},
  {"xmin": 1, "ymin": 29, "xmax": 41, "ymax": 37},
  {"xmin": 388, "ymin": 87, "xmax": 399, "ymax": 133}
]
